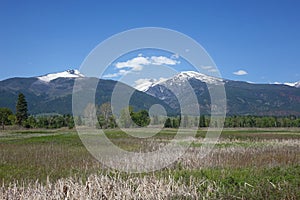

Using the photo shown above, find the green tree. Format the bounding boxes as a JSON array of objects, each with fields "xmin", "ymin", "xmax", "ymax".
[
  {"xmin": 0, "ymin": 107, "xmax": 13, "ymax": 130},
  {"xmin": 164, "ymin": 118, "xmax": 172, "ymax": 128},
  {"xmin": 26, "ymin": 116, "xmax": 37, "ymax": 128},
  {"xmin": 16, "ymin": 93, "xmax": 28, "ymax": 126},
  {"xmin": 131, "ymin": 110, "xmax": 150, "ymax": 127},
  {"xmin": 8, "ymin": 114, "xmax": 16, "ymax": 125},
  {"xmin": 108, "ymin": 115, "xmax": 117, "ymax": 128},
  {"xmin": 74, "ymin": 116, "xmax": 83, "ymax": 126},
  {"xmin": 36, "ymin": 116, "xmax": 49, "ymax": 128},
  {"xmin": 66, "ymin": 115, "xmax": 74, "ymax": 129},
  {"xmin": 199, "ymin": 115, "xmax": 206, "ymax": 127},
  {"xmin": 172, "ymin": 118, "xmax": 179, "ymax": 128}
]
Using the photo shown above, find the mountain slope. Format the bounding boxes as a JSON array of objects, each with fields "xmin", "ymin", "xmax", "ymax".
[
  {"xmin": 1, "ymin": 70, "xmax": 299, "ymax": 116},
  {"xmin": 0, "ymin": 71, "xmax": 176, "ymax": 115},
  {"xmin": 145, "ymin": 71, "xmax": 300, "ymax": 116}
]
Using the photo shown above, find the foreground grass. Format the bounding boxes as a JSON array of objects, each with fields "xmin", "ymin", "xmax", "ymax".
[
  {"xmin": 0, "ymin": 128, "xmax": 300, "ymax": 199},
  {"xmin": 1, "ymin": 167, "xmax": 299, "ymax": 199}
]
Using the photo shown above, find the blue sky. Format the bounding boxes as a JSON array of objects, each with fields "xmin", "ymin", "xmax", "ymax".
[{"xmin": 0, "ymin": 0, "xmax": 299, "ymax": 84}]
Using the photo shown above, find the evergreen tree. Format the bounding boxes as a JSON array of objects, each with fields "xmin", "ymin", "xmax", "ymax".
[
  {"xmin": 172, "ymin": 118, "xmax": 179, "ymax": 128},
  {"xmin": 164, "ymin": 118, "xmax": 172, "ymax": 128},
  {"xmin": 16, "ymin": 93, "xmax": 28, "ymax": 126},
  {"xmin": 199, "ymin": 115, "xmax": 206, "ymax": 127},
  {"xmin": 0, "ymin": 107, "xmax": 13, "ymax": 130}
]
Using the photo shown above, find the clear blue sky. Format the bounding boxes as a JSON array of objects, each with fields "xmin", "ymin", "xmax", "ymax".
[{"xmin": 0, "ymin": 0, "xmax": 299, "ymax": 83}]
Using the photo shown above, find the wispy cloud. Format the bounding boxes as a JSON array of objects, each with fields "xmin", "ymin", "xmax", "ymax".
[
  {"xmin": 104, "ymin": 55, "xmax": 179, "ymax": 78},
  {"xmin": 233, "ymin": 70, "xmax": 248, "ymax": 76},
  {"xmin": 201, "ymin": 65, "xmax": 213, "ymax": 70},
  {"xmin": 115, "ymin": 57, "xmax": 150, "ymax": 71},
  {"xmin": 150, "ymin": 56, "xmax": 179, "ymax": 65},
  {"xmin": 103, "ymin": 69, "xmax": 130, "ymax": 78},
  {"xmin": 201, "ymin": 65, "xmax": 218, "ymax": 73}
]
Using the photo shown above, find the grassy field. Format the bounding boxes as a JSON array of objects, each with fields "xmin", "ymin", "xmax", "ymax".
[{"xmin": 0, "ymin": 128, "xmax": 300, "ymax": 199}]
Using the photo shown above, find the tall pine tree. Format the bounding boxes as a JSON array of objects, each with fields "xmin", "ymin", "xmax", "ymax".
[
  {"xmin": 16, "ymin": 93, "xmax": 28, "ymax": 126},
  {"xmin": 199, "ymin": 115, "xmax": 206, "ymax": 127}
]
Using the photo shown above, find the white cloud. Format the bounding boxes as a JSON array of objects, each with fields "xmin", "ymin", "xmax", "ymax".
[
  {"xmin": 115, "ymin": 56, "xmax": 179, "ymax": 71},
  {"xmin": 104, "ymin": 55, "xmax": 180, "ymax": 79},
  {"xmin": 115, "ymin": 56, "xmax": 150, "ymax": 71},
  {"xmin": 200, "ymin": 65, "xmax": 218, "ymax": 73},
  {"xmin": 233, "ymin": 70, "xmax": 248, "ymax": 76},
  {"xmin": 150, "ymin": 56, "xmax": 180, "ymax": 65},
  {"xmin": 201, "ymin": 65, "xmax": 213, "ymax": 70},
  {"xmin": 208, "ymin": 69, "xmax": 218, "ymax": 73},
  {"xmin": 102, "ymin": 73, "xmax": 119, "ymax": 78},
  {"xmin": 102, "ymin": 69, "xmax": 130, "ymax": 78}
]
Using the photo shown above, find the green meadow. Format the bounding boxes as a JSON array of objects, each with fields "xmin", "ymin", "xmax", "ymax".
[{"xmin": 1, "ymin": 128, "xmax": 299, "ymax": 199}]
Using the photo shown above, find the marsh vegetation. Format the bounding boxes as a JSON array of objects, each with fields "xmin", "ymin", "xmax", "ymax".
[{"xmin": 0, "ymin": 128, "xmax": 299, "ymax": 199}]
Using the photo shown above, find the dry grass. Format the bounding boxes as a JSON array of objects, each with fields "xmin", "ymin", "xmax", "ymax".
[
  {"xmin": 1, "ymin": 174, "xmax": 201, "ymax": 200},
  {"xmin": 176, "ymin": 139, "xmax": 300, "ymax": 169},
  {"xmin": 0, "ymin": 129, "xmax": 300, "ymax": 199}
]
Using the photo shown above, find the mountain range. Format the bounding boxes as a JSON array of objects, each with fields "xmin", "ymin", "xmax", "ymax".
[
  {"xmin": 0, "ymin": 70, "xmax": 299, "ymax": 116},
  {"xmin": 142, "ymin": 71, "xmax": 300, "ymax": 116},
  {"xmin": 0, "ymin": 70, "xmax": 175, "ymax": 115}
]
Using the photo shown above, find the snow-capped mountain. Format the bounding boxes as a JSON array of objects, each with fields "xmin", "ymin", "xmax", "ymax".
[
  {"xmin": 168, "ymin": 71, "xmax": 223, "ymax": 84},
  {"xmin": 135, "ymin": 78, "xmax": 167, "ymax": 92},
  {"xmin": 0, "ymin": 70, "xmax": 174, "ymax": 114},
  {"xmin": 143, "ymin": 71, "xmax": 300, "ymax": 116},
  {"xmin": 135, "ymin": 71, "xmax": 223, "ymax": 92},
  {"xmin": 37, "ymin": 69, "xmax": 84, "ymax": 82},
  {"xmin": 284, "ymin": 81, "xmax": 300, "ymax": 88},
  {"xmin": 0, "ymin": 69, "xmax": 299, "ymax": 115}
]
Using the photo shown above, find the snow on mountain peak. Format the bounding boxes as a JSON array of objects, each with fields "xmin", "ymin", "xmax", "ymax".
[
  {"xmin": 174, "ymin": 71, "xmax": 223, "ymax": 83},
  {"xmin": 134, "ymin": 71, "xmax": 223, "ymax": 91},
  {"xmin": 135, "ymin": 78, "xmax": 168, "ymax": 92},
  {"xmin": 284, "ymin": 81, "xmax": 300, "ymax": 88},
  {"xmin": 37, "ymin": 69, "xmax": 84, "ymax": 82}
]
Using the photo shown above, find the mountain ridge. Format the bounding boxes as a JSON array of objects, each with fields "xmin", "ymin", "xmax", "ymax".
[
  {"xmin": 135, "ymin": 71, "xmax": 300, "ymax": 92},
  {"xmin": 37, "ymin": 69, "xmax": 85, "ymax": 82},
  {"xmin": 1, "ymin": 70, "xmax": 299, "ymax": 116},
  {"xmin": 144, "ymin": 71, "xmax": 300, "ymax": 116},
  {"xmin": 0, "ymin": 73, "xmax": 176, "ymax": 115}
]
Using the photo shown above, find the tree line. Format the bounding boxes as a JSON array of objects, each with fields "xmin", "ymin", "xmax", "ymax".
[
  {"xmin": 1, "ymin": 93, "xmax": 300, "ymax": 130},
  {"xmin": 162, "ymin": 115, "xmax": 300, "ymax": 128},
  {"xmin": 0, "ymin": 93, "xmax": 74, "ymax": 129},
  {"xmin": 82, "ymin": 103, "xmax": 150, "ymax": 129}
]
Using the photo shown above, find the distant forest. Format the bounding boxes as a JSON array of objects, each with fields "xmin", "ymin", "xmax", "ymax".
[{"xmin": 0, "ymin": 93, "xmax": 300, "ymax": 130}]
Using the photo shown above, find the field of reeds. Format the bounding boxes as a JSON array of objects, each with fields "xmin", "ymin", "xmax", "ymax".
[{"xmin": 1, "ymin": 128, "xmax": 300, "ymax": 199}]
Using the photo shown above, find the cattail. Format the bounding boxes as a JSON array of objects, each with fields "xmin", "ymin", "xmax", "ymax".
[{"xmin": 63, "ymin": 185, "xmax": 68, "ymax": 197}]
